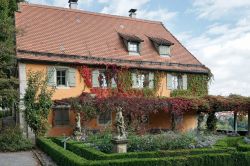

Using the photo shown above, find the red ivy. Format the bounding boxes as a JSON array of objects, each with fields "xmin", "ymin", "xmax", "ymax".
[{"xmin": 78, "ymin": 66, "xmax": 92, "ymax": 88}]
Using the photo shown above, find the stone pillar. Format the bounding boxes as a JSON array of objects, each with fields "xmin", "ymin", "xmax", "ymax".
[
  {"xmin": 18, "ymin": 63, "xmax": 35, "ymax": 140},
  {"xmin": 233, "ymin": 112, "xmax": 238, "ymax": 133},
  {"xmin": 111, "ymin": 139, "xmax": 128, "ymax": 153}
]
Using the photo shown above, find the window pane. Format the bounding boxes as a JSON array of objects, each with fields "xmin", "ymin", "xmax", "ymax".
[
  {"xmin": 98, "ymin": 111, "xmax": 111, "ymax": 125},
  {"xmin": 54, "ymin": 109, "xmax": 69, "ymax": 125},
  {"xmin": 177, "ymin": 75, "xmax": 183, "ymax": 89},
  {"xmin": 56, "ymin": 70, "xmax": 67, "ymax": 86},
  {"xmin": 172, "ymin": 75, "xmax": 178, "ymax": 90},
  {"xmin": 128, "ymin": 42, "xmax": 139, "ymax": 52},
  {"xmin": 159, "ymin": 46, "xmax": 170, "ymax": 55}
]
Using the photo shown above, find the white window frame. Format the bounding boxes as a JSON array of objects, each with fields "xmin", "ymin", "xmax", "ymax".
[
  {"xmin": 128, "ymin": 42, "xmax": 140, "ymax": 53},
  {"xmin": 56, "ymin": 68, "xmax": 68, "ymax": 87},
  {"xmin": 137, "ymin": 74, "xmax": 145, "ymax": 88},
  {"xmin": 159, "ymin": 45, "xmax": 171, "ymax": 57},
  {"xmin": 172, "ymin": 75, "xmax": 183, "ymax": 90}
]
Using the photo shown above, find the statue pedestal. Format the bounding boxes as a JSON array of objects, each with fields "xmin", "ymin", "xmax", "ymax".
[{"xmin": 111, "ymin": 139, "xmax": 128, "ymax": 153}]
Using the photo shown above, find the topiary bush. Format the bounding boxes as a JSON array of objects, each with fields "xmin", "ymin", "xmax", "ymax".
[{"xmin": 0, "ymin": 127, "xmax": 33, "ymax": 152}]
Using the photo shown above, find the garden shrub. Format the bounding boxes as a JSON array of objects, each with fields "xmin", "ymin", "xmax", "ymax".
[
  {"xmin": 0, "ymin": 110, "xmax": 12, "ymax": 118},
  {"xmin": 85, "ymin": 131, "xmax": 221, "ymax": 153},
  {"xmin": 36, "ymin": 137, "xmax": 86, "ymax": 166},
  {"xmin": 52, "ymin": 137, "xmax": 236, "ymax": 161},
  {"xmin": 214, "ymin": 136, "xmax": 242, "ymax": 148},
  {"xmin": 0, "ymin": 127, "xmax": 33, "ymax": 152},
  {"xmin": 237, "ymin": 139, "xmax": 250, "ymax": 152},
  {"xmin": 37, "ymin": 137, "xmax": 250, "ymax": 166}
]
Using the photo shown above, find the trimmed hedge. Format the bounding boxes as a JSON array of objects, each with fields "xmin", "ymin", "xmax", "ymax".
[
  {"xmin": 36, "ymin": 138, "xmax": 87, "ymax": 166},
  {"xmin": 52, "ymin": 138, "xmax": 236, "ymax": 160},
  {"xmin": 237, "ymin": 140, "xmax": 250, "ymax": 152},
  {"xmin": 214, "ymin": 136, "xmax": 243, "ymax": 148},
  {"xmin": 38, "ymin": 137, "xmax": 250, "ymax": 166}
]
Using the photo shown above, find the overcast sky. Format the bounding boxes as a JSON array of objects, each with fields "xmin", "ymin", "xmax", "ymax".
[{"xmin": 27, "ymin": 0, "xmax": 250, "ymax": 96}]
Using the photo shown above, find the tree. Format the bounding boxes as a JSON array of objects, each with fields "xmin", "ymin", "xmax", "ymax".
[
  {"xmin": 0, "ymin": 0, "xmax": 24, "ymax": 114},
  {"xmin": 24, "ymin": 71, "xmax": 54, "ymax": 136}
]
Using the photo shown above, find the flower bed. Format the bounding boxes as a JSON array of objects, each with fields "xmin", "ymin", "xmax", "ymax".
[{"xmin": 81, "ymin": 131, "xmax": 222, "ymax": 153}]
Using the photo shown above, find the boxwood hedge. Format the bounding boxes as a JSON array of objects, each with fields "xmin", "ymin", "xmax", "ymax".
[
  {"xmin": 52, "ymin": 137, "xmax": 236, "ymax": 161},
  {"xmin": 37, "ymin": 137, "xmax": 250, "ymax": 166}
]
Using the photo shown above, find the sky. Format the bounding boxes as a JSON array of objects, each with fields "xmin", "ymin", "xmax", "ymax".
[{"xmin": 27, "ymin": 0, "xmax": 250, "ymax": 96}]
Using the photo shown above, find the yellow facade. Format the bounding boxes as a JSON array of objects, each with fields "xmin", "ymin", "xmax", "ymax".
[{"xmin": 25, "ymin": 63, "xmax": 197, "ymax": 136}]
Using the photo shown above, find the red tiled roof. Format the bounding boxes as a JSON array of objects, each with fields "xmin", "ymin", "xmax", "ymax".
[{"xmin": 15, "ymin": 3, "xmax": 210, "ymax": 74}]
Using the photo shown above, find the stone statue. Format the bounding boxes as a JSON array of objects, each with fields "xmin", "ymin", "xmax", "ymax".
[
  {"xmin": 73, "ymin": 112, "xmax": 82, "ymax": 141},
  {"xmin": 114, "ymin": 107, "xmax": 127, "ymax": 140},
  {"xmin": 76, "ymin": 112, "xmax": 81, "ymax": 132}
]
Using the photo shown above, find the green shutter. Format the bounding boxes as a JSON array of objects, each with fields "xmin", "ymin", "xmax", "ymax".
[
  {"xmin": 182, "ymin": 74, "xmax": 188, "ymax": 90},
  {"xmin": 92, "ymin": 70, "xmax": 100, "ymax": 87},
  {"xmin": 167, "ymin": 74, "xmax": 173, "ymax": 90},
  {"xmin": 149, "ymin": 72, "xmax": 154, "ymax": 89},
  {"xmin": 132, "ymin": 73, "xmax": 137, "ymax": 88},
  {"xmin": 68, "ymin": 68, "xmax": 76, "ymax": 87},
  {"xmin": 47, "ymin": 66, "xmax": 56, "ymax": 86}
]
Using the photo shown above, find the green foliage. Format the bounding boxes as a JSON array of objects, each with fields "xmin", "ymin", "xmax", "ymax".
[
  {"xmin": 83, "ymin": 131, "xmax": 220, "ymax": 153},
  {"xmin": 52, "ymin": 137, "xmax": 236, "ymax": 161},
  {"xmin": 0, "ymin": 0, "xmax": 21, "ymax": 112},
  {"xmin": 214, "ymin": 136, "xmax": 242, "ymax": 148},
  {"xmin": 171, "ymin": 74, "xmax": 210, "ymax": 97},
  {"xmin": 24, "ymin": 71, "xmax": 54, "ymax": 136},
  {"xmin": 206, "ymin": 112, "xmax": 217, "ymax": 131},
  {"xmin": 37, "ymin": 137, "xmax": 250, "ymax": 166},
  {"xmin": 36, "ymin": 137, "xmax": 86, "ymax": 166},
  {"xmin": 0, "ymin": 110, "xmax": 12, "ymax": 118},
  {"xmin": 237, "ymin": 139, "xmax": 250, "ymax": 152},
  {"xmin": 0, "ymin": 127, "xmax": 33, "ymax": 152}
]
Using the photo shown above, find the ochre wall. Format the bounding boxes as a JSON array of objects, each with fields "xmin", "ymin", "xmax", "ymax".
[{"xmin": 25, "ymin": 63, "xmax": 197, "ymax": 137}]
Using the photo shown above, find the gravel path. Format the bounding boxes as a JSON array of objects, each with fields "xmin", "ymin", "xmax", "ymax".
[{"xmin": 0, "ymin": 151, "xmax": 40, "ymax": 166}]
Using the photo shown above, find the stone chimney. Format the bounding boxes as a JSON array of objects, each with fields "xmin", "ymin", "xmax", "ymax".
[
  {"xmin": 129, "ymin": 9, "xmax": 137, "ymax": 18},
  {"xmin": 69, "ymin": 0, "xmax": 78, "ymax": 9}
]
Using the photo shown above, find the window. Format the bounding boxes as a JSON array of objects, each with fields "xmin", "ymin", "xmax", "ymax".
[
  {"xmin": 92, "ymin": 69, "xmax": 117, "ymax": 88},
  {"xmin": 172, "ymin": 75, "xmax": 183, "ymax": 90},
  {"xmin": 98, "ymin": 70, "xmax": 108, "ymax": 88},
  {"xmin": 56, "ymin": 69, "xmax": 67, "ymax": 86},
  {"xmin": 128, "ymin": 42, "xmax": 139, "ymax": 53},
  {"xmin": 54, "ymin": 108, "xmax": 70, "ymax": 126},
  {"xmin": 167, "ymin": 74, "xmax": 187, "ymax": 90},
  {"xmin": 47, "ymin": 66, "xmax": 76, "ymax": 87},
  {"xmin": 159, "ymin": 45, "xmax": 170, "ymax": 56},
  {"xmin": 98, "ymin": 111, "xmax": 111, "ymax": 125},
  {"xmin": 132, "ymin": 72, "xmax": 154, "ymax": 89}
]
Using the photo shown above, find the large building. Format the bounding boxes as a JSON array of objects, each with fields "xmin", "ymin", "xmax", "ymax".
[{"xmin": 15, "ymin": 1, "xmax": 210, "ymax": 137}]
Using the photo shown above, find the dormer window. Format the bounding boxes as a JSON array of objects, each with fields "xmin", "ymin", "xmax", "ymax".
[
  {"xmin": 149, "ymin": 36, "xmax": 174, "ymax": 57},
  {"xmin": 159, "ymin": 45, "xmax": 171, "ymax": 56},
  {"xmin": 128, "ymin": 42, "xmax": 139, "ymax": 53},
  {"xmin": 118, "ymin": 32, "xmax": 144, "ymax": 55}
]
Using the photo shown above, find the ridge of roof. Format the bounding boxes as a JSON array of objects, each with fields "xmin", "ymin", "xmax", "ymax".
[
  {"xmin": 160, "ymin": 22, "xmax": 206, "ymax": 67},
  {"xmin": 19, "ymin": 2, "xmax": 162, "ymax": 25}
]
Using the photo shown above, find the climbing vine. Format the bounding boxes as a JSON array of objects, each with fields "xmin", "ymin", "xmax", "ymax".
[
  {"xmin": 24, "ymin": 71, "xmax": 54, "ymax": 136},
  {"xmin": 78, "ymin": 64, "xmax": 162, "ymax": 97},
  {"xmin": 171, "ymin": 74, "xmax": 211, "ymax": 97}
]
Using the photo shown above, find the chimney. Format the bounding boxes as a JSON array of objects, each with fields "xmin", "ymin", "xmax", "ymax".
[
  {"xmin": 69, "ymin": 0, "xmax": 78, "ymax": 9},
  {"xmin": 129, "ymin": 9, "xmax": 137, "ymax": 18}
]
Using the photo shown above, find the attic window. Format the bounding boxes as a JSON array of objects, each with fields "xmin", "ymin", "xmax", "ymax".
[
  {"xmin": 128, "ymin": 42, "xmax": 139, "ymax": 53},
  {"xmin": 159, "ymin": 45, "xmax": 170, "ymax": 56},
  {"xmin": 118, "ymin": 33, "xmax": 144, "ymax": 55},
  {"xmin": 149, "ymin": 36, "xmax": 174, "ymax": 57}
]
